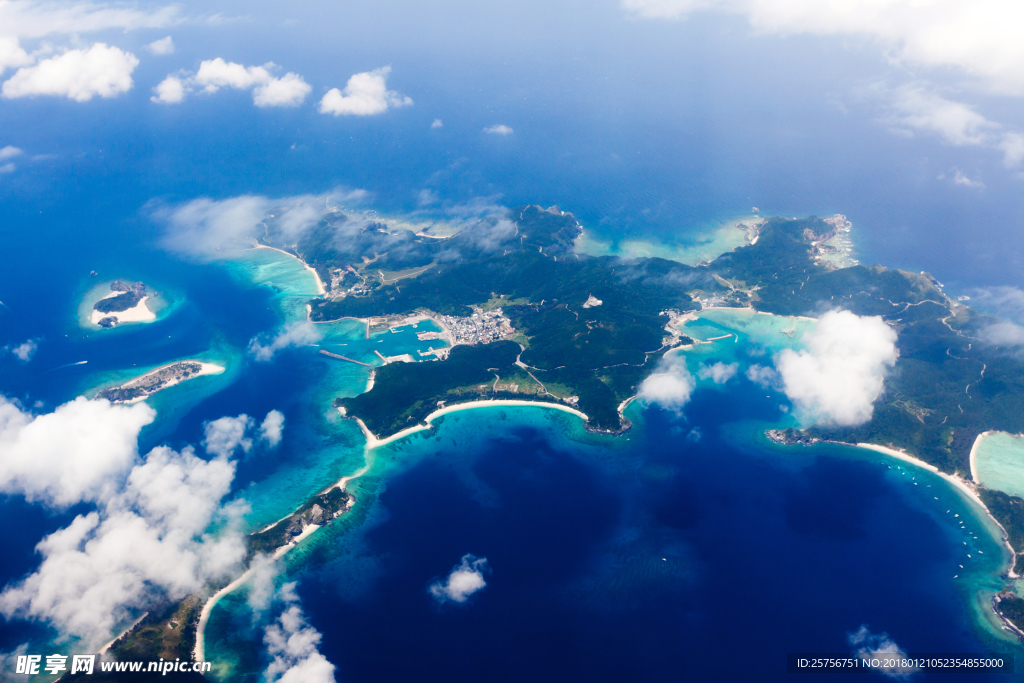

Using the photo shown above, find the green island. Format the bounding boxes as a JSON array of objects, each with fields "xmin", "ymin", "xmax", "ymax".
[
  {"xmin": 84, "ymin": 206, "xmax": 1024, "ymax": 668},
  {"xmin": 285, "ymin": 207, "xmax": 1024, "ymax": 631}
]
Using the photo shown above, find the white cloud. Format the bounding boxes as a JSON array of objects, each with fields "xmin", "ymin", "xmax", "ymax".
[
  {"xmin": 0, "ymin": 37, "xmax": 31, "ymax": 76},
  {"xmin": 203, "ymin": 414, "xmax": 255, "ymax": 458},
  {"xmin": 0, "ymin": 443, "xmax": 246, "ymax": 649},
  {"xmin": 158, "ymin": 194, "xmax": 271, "ymax": 255},
  {"xmin": 246, "ymin": 553, "xmax": 280, "ymax": 616},
  {"xmin": 981, "ymin": 321, "xmax": 1024, "ymax": 346},
  {"xmin": 151, "ymin": 74, "xmax": 184, "ymax": 104},
  {"xmin": 621, "ymin": 0, "xmax": 1024, "ymax": 95},
  {"xmin": 253, "ymin": 72, "xmax": 311, "ymax": 108},
  {"xmin": 697, "ymin": 361, "xmax": 738, "ymax": 384},
  {"xmin": 429, "ymin": 554, "xmax": 489, "ymax": 604},
  {"xmin": 483, "ymin": 124, "xmax": 513, "ymax": 136},
  {"xmin": 155, "ymin": 58, "xmax": 311, "ymax": 108},
  {"xmin": 848, "ymin": 625, "xmax": 918, "ymax": 678},
  {"xmin": 431, "ymin": 118, "xmax": 443, "ymax": 128},
  {"xmin": 5, "ymin": 338, "xmax": 38, "ymax": 361},
  {"xmin": 948, "ymin": 169, "xmax": 984, "ymax": 188},
  {"xmin": 249, "ymin": 322, "xmax": 323, "ymax": 362},
  {"xmin": 264, "ymin": 583, "xmax": 336, "ymax": 683},
  {"xmin": 260, "ymin": 410, "xmax": 285, "ymax": 447},
  {"xmin": 639, "ymin": 354, "xmax": 695, "ymax": 411},
  {"xmin": 775, "ymin": 310, "xmax": 897, "ymax": 426},
  {"xmin": 195, "ymin": 58, "xmax": 272, "ymax": 92},
  {"xmin": 146, "ymin": 36, "xmax": 174, "ymax": 55},
  {"xmin": 746, "ymin": 363, "xmax": 781, "ymax": 389},
  {"xmin": 318, "ymin": 66, "xmax": 412, "ymax": 116},
  {"xmin": 1, "ymin": 43, "xmax": 138, "ymax": 101},
  {"xmin": 155, "ymin": 191, "xmax": 367, "ymax": 258},
  {"xmin": 0, "ymin": 1, "xmax": 179, "ymax": 40},
  {"xmin": 0, "ymin": 145, "xmax": 23, "ymax": 160},
  {"xmin": 0, "ymin": 162, "xmax": 14, "ymax": 173},
  {"xmin": 0, "ymin": 396, "xmax": 155, "ymax": 507}
]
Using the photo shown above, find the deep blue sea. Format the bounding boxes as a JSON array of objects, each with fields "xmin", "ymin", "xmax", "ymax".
[{"xmin": 3, "ymin": 6, "xmax": 1024, "ymax": 677}]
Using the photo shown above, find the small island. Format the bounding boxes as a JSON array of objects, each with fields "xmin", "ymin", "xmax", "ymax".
[
  {"xmin": 96, "ymin": 361, "xmax": 224, "ymax": 403},
  {"xmin": 91, "ymin": 280, "xmax": 156, "ymax": 328}
]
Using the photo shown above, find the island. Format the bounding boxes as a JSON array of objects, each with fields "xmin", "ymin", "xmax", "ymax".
[
  {"xmin": 95, "ymin": 361, "xmax": 224, "ymax": 403},
  {"xmin": 95, "ymin": 204, "xmax": 1024, "ymax": 671},
  {"xmin": 276, "ymin": 205, "xmax": 1024, "ymax": 633},
  {"xmin": 91, "ymin": 280, "xmax": 156, "ymax": 328}
]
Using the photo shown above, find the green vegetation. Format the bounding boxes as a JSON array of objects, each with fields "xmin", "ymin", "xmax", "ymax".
[
  {"xmin": 337, "ymin": 341, "xmax": 523, "ymax": 436},
  {"xmin": 248, "ymin": 486, "xmax": 351, "ymax": 556},
  {"xmin": 979, "ymin": 488, "xmax": 1024, "ymax": 572},
  {"xmin": 93, "ymin": 280, "xmax": 147, "ymax": 314},
  {"xmin": 313, "ymin": 206, "xmax": 710, "ymax": 432},
  {"xmin": 997, "ymin": 594, "xmax": 1024, "ymax": 633}
]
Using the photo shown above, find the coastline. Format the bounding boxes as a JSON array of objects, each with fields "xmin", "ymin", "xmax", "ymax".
[
  {"xmin": 252, "ymin": 243, "xmax": 326, "ymax": 295},
  {"xmin": 970, "ymin": 431, "xmax": 998, "ymax": 484},
  {"xmin": 194, "ymin": 521, "xmax": 324, "ymax": 663},
  {"xmin": 348, "ymin": 399, "xmax": 590, "ymax": 450},
  {"xmin": 854, "ymin": 442, "xmax": 1018, "ymax": 576}
]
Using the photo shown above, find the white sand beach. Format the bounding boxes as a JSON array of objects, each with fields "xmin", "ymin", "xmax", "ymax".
[
  {"xmin": 970, "ymin": 431, "xmax": 997, "ymax": 484},
  {"xmin": 252, "ymin": 243, "xmax": 326, "ymax": 295},
  {"xmin": 347, "ymin": 399, "xmax": 590, "ymax": 450},
  {"xmin": 90, "ymin": 295, "xmax": 156, "ymax": 325}
]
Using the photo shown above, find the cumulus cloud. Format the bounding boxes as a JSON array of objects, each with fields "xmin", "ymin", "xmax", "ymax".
[
  {"xmin": 2, "ymin": 43, "xmax": 138, "ymax": 101},
  {"xmin": 0, "ymin": 395, "xmax": 155, "ymax": 507},
  {"xmin": 0, "ymin": 443, "xmax": 246, "ymax": 649},
  {"xmin": 848, "ymin": 625, "xmax": 918, "ymax": 678},
  {"xmin": 621, "ymin": 0, "xmax": 1024, "ymax": 96},
  {"xmin": 429, "ymin": 554, "xmax": 489, "ymax": 604},
  {"xmin": 246, "ymin": 553, "xmax": 280, "ymax": 616},
  {"xmin": 639, "ymin": 354, "xmax": 695, "ymax": 411},
  {"xmin": 249, "ymin": 322, "xmax": 323, "ymax": 362},
  {"xmin": 3, "ymin": 338, "xmax": 38, "ymax": 361},
  {"xmin": 0, "ymin": 37, "xmax": 31, "ymax": 75},
  {"xmin": 970, "ymin": 285, "xmax": 1024, "ymax": 323},
  {"xmin": 203, "ymin": 414, "xmax": 255, "ymax": 458},
  {"xmin": 431, "ymin": 118, "xmax": 443, "ymax": 128},
  {"xmin": 146, "ymin": 36, "xmax": 174, "ymax": 55},
  {"xmin": 775, "ymin": 310, "xmax": 897, "ymax": 426},
  {"xmin": 203, "ymin": 410, "xmax": 284, "ymax": 456},
  {"xmin": 483, "ymin": 124, "xmax": 513, "ymax": 135},
  {"xmin": 260, "ymin": 410, "xmax": 285, "ymax": 447},
  {"xmin": 151, "ymin": 74, "xmax": 184, "ymax": 104},
  {"xmin": 697, "ymin": 361, "xmax": 738, "ymax": 384},
  {"xmin": 319, "ymin": 66, "xmax": 412, "ymax": 116},
  {"xmin": 746, "ymin": 363, "xmax": 782, "ymax": 390},
  {"xmin": 154, "ymin": 58, "xmax": 311, "ymax": 108},
  {"xmin": 0, "ymin": 145, "xmax": 24, "ymax": 160},
  {"xmin": 264, "ymin": 584, "xmax": 337, "ymax": 683}
]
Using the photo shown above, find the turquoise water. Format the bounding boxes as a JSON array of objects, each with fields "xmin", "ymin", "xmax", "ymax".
[
  {"xmin": 196, "ymin": 297, "xmax": 1023, "ymax": 682},
  {"xmin": 976, "ymin": 432, "xmax": 1024, "ymax": 500}
]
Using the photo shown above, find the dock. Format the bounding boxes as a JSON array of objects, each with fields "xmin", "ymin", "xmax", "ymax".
[{"xmin": 319, "ymin": 350, "xmax": 373, "ymax": 366}]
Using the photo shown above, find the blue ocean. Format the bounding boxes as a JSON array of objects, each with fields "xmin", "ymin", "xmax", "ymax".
[{"xmin": 2, "ymin": 4, "xmax": 1024, "ymax": 679}]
